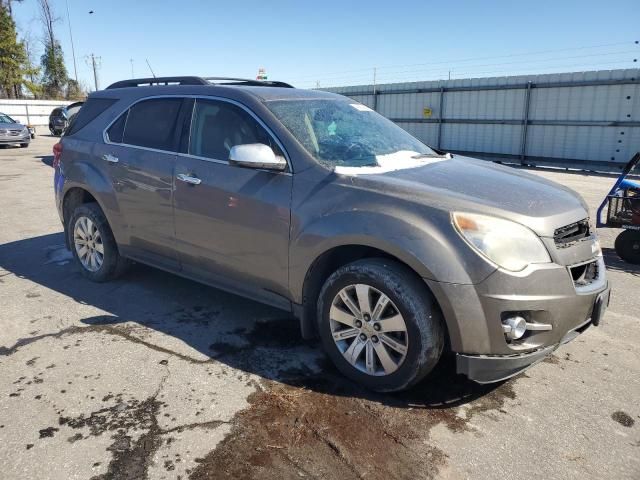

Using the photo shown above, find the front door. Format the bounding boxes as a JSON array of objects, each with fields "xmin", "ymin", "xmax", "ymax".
[{"xmin": 173, "ymin": 98, "xmax": 292, "ymax": 307}]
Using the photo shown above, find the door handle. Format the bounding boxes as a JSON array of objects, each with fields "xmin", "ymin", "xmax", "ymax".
[
  {"xmin": 177, "ymin": 173, "xmax": 202, "ymax": 185},
  {"xmin": 102, "ymin": 153, "xmax": 119, "ymax": 163}
]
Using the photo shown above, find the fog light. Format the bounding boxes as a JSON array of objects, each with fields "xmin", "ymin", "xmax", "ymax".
[{"xmin": 502, "ymin": 316, "xmax": 527, "ymax": 340}]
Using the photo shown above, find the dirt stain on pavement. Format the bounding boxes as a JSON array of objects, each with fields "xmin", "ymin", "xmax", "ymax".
[
  {"xmin": 611, "ymin": 411, "xmax": 635, "ymax": 427},
  {"xmin": 90, "ymin": 398, "xmax": 163, "ymax": 480},
  {"xmin": 189, "ymin": 382, "xmax": 446, "ymax": 480},
  {"xmin": 38, "ymin": 427, "xmax": 59, "ymax": 438},
  {"xmin": 189, "ymin": 352, "xmax": 517, "ymax": 480}
]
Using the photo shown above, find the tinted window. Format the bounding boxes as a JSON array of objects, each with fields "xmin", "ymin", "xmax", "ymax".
[
  {"xmin": 0, "ymin": 114, "xmax": 16, "ymax": 124},
  {"xmin": 106, "ymin": 111, "xmax": 127, "ymax": 143},
  {"xmin": 189, "ymin": 99, "xmax": 283, "ymax": 160},
  {"xmin": 65, "ymin": 98, "xmax": 114, "ymax": 136},
  {"xmin": 123, "ymin": 98, "xmax": 182, "ymax": 151}
]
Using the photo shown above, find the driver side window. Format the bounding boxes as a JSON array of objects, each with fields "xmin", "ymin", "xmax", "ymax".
[{"xmin": 189, "ymin": 99, "xmax": 283, "ymax": 161}]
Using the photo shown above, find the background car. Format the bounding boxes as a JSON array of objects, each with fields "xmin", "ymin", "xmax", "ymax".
[
  {"xmin": 49, "ymin": 101, "xmax": 84, "ymax": 136},
  {"xmin": 0, "ymin": 112, "xmax": 30, "ymax": 148}
]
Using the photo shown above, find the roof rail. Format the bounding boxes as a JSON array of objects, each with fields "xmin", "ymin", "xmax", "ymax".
[
  {"xmin": 106, "ymin": 76, "xmax": 295, "ymax": 90},
  {"xmin": 204, "ymin": 77, "xmax": 294, "ymax": 88},
  {"xmin": 106, "ymin": 76, "xmax": 209, "ymax": 89}
]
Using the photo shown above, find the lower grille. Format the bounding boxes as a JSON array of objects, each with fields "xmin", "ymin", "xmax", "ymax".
[{"xmin": 570, "ymin": 260, "xmax": 599, "ymax": 287}]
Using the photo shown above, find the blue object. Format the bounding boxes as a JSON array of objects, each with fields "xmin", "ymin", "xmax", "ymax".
[{"xmin": 597, "ymin": 153, "xmax": 640, "ymax": 228}]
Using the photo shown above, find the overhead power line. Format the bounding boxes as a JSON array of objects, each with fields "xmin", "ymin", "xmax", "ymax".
[
  {"xmin": 295, "ymin": 49, "xmax": 637, "ymax": 87},
  {"xmin": 291, "ymin": 39, "xmax": 638, "ymax": 86},
  {"xmin": 293, "ymin": 40, "xmax": 637, "ymax": 82}
]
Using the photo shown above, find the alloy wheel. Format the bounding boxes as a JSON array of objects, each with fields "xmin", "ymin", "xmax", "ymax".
[
  {"xmin": 73, "ymin": 216, "xmax": 104, "ymax": 272},
  {"xmin": 329, "ymin": 283, "xmax": 409, "ymax": 376}
]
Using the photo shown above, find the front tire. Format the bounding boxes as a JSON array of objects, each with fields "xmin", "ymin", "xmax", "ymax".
[
  {"xmin": 68, "ymin": 203, "xmax": 129, "ymax": 282},
  {"xmin": 20, "ymin": 143, "xmax": 28, "ymax": 148},
  {"xmin": 615, "ymin": 229, "xmax": 640, "ymax": 264},
  {"xmin": 317, "ymin": 258, "xmax": 444, "ymax": 392}
]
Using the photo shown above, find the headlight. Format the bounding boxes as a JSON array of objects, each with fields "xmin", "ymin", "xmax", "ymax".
[{"xmin": 452, "ymin": 212, "xmax": 551, "ymax": 271}]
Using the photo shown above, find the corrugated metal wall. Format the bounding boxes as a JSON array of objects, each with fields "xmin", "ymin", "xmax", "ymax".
[
  {"xmin": 323, "ymin": 69, "xmax": 640, "ymax": 171},
  {"xmin": 0, "ymin": 99, "xmax": 69, "ymax": 127}
]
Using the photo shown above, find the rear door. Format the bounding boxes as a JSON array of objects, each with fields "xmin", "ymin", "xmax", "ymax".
[
  {"xmin": 97, "ymin": 97, "xmax": 186, "ymax": 269},
  {"xmin": 173, "ymin": 98, "xmax": 292, "ymax": 307}
]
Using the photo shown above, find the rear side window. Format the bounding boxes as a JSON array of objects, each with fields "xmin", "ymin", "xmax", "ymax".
[
  {"xmin": 122, "ymin": 98, "xmax": 182, "ymax": 151},
  {"xmin": 189, "ymin": 99, "xmax": 283, "ymax": 160},
  {"xmin": 65, "ymin": 98, "xmax": 115, "ymax": 136}
]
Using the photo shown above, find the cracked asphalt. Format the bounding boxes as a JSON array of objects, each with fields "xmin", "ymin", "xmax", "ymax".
[{"xmin": 0, "ymin": 136, "xmax": 638, "ymax": 479}]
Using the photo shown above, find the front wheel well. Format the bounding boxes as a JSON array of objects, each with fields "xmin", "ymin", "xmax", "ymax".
[{"xmin": 299, "ymin": 245, "xmax": 446, "ymax": 342}]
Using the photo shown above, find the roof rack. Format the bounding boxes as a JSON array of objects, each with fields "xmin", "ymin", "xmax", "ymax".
[
  {"xmin": 204, "ymin": 77, "xmax": 294, "ymax": 88},
  {"xmin": 106, "ymin": 76, "xmax": 294, "ymax": 90},
  {"xmin": 106, "ymin": 76, "xmax": 209, "ymax": 89}
]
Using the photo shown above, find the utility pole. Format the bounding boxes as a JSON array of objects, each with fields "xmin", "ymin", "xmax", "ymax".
[
  {"xmin": 373, "ymin": 67, "xmax": 377, "ymax": 95},
  {"xmin": 65, "ymin": 0, "xmax": 78, "ymax": 82},
  {"xmin": 87, "ymin": 53, "xmax": 100, "ymax": 90},
  {"xmin": 130, "ymin": 58, "xmax": 134, "ymax": 78}
]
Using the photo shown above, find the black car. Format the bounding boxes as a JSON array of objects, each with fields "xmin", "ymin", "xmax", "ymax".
[{"xmin": 49, "ymin": 102, "xmax": 84, "ymax": 136}]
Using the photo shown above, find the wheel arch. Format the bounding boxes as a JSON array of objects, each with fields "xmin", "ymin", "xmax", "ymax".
[
  {"xmin": 61, "ymin": 156, "xmax": 125, "ymax": 246},
  {"xmin": 296, "ymin": 243, "xmax": 448, "ymax": 344}
]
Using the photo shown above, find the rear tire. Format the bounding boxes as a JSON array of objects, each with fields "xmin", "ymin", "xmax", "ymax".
[
  {"xmin": 317, "ymin": 258, "xmax": 444, "ymax": 392},
  {"xmin": 68, "ymin": 203, "xmax": 129, "ymax": 282},
  {"xmin": 614, "ymin": 229, "xmax": 640, "ymax": 264},
  {"xmin": 20, "ymin": 143, "xmax": 28, "ymax": 148}
]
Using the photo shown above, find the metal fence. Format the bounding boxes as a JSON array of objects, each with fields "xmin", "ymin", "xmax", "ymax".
[
  {"xmin": 0, "ymin": 99, "xmax": 70, "ymax": 128},
  {"xmin": 323, "ymin": 69, "xmax": 640, "ymax": 172}
]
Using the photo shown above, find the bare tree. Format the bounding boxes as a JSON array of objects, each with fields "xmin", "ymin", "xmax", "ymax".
[
  {"xmin": 38, "ymin": 0, "xmax": 56, "ymax": 53},
  {"xmin": 37, "ymin": 0, "xmax": 67, "ymax": 98}
]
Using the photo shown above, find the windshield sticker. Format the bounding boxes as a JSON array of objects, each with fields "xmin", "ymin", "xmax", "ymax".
[
  {"xmin": 350, "ymin": 103, "xmax": 373, "ymax": 112},
  {"xmin": 334, "ymin": 150, "xmax": 450, "ymax": 175}
]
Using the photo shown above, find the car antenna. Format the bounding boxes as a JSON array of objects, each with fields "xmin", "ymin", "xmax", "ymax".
[{"xmin": 145, "ymin": 59, "xmax": 157, "ymax": 78}]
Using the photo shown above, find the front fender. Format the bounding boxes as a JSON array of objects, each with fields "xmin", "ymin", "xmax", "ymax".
[{"xmin": 289, "ymin": 209, "xmax": 495, "ymax": 304}]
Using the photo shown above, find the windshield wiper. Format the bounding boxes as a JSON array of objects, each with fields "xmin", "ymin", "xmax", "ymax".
[{"xmin": 411, "ymin": 152, "xmax": 452, "ymax": 159}]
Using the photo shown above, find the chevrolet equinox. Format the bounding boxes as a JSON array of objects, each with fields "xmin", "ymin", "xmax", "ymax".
[{"xmin": 53, "ymin": 76, "xmax": 610, "ymax": 392}]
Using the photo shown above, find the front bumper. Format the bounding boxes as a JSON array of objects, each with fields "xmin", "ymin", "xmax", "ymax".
[
  {"xmin": 456, "ymin": 284, "xmax": 609, "ymax": 383},
  {"xmin": 0, "ymin": 135, "xmax": 30, "ymax": 144},
  {"xmin": 426, "ymin": 251, "xmax": 609, "ymax": 383}
]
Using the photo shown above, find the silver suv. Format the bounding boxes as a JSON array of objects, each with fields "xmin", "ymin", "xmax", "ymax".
[{"xmin": 53, "ymin": 76, "xmax": 610, "ymax": 392}]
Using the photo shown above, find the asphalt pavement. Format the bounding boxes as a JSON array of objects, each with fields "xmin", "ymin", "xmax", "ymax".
[{"xmin": 0, "ymin": 136, "xmax": 638, "ymax": 479}]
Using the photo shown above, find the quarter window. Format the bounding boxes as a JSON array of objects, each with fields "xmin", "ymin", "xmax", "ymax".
[
  {"xmin": 188, "ymin": 99, "xmax": 283, "ymax": 161},
  {"xmin": 106, "ymin": 111, "xmax": 127, "ymax": 143}
]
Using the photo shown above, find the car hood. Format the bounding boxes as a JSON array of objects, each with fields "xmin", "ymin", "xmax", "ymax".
[
  {"xmin": 340, "ymin": 154, "xmax": 588, "ymax": 237},
  {"xmin": 0, "ymin": 123, "xmax": 25, "ymax": 130}
]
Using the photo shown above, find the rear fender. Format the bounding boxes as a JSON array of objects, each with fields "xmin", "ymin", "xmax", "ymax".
[{"xmin": 61, "ymin": 159, "xmax": 124, "ymax": 244}]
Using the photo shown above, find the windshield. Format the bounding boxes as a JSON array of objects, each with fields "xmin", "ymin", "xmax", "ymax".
[
  {"xmin": 266, "ymin": 99, "xmax": 435, "ymax": 169},
  {"xmin": 0, "ymin": 114, "xmax": 17, "ymax": 124}
]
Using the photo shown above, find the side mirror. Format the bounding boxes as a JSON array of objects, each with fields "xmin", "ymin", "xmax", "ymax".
[{"xmin": 229, "ymin": 143, "xmax": 286, "ymax": 171}]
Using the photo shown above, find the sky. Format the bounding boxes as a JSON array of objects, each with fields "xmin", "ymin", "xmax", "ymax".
[{"xmin": 10, "ymin": 0, "xmax": 640, "ymax": 91}]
